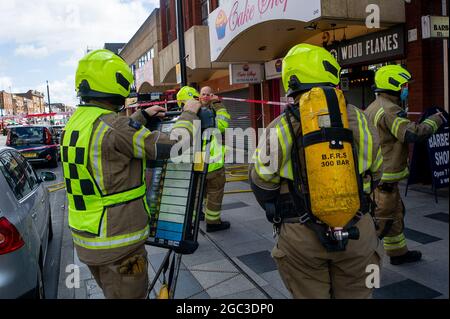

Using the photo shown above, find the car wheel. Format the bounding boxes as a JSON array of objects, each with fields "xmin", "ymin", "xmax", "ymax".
[
  {"xmin": 48, "ymin": 153, "xmax": 58, "ymax": 168},
  {"xmin": 35, "ymin": 263, "xmax": 46, "ymax": 299},
  {"xmin": 48, "ymin": 211, "xmax": 53, "ymax": 242}
]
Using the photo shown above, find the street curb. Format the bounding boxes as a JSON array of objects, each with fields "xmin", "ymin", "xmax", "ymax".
[{"xmin": 57, "ymin": 199, "xmax": 75, "ymax": 299}]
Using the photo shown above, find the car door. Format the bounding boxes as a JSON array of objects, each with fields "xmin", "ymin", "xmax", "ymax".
[
  {"xmin": 0, "ymin": 151, "xmax": 40, "ymax": 266},
  {"xmin": 12, "ymin": 152, "xmax": 48, "ymax": 252}
]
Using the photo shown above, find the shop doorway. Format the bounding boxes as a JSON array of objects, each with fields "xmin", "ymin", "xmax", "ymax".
[{"xmin": 341, "ymin": 70, "xmax": 376, "ymax": 110}]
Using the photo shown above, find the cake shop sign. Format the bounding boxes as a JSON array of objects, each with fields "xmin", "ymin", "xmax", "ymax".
[
  {"xmin": 229, "ymin": 63, "xmax": 264, "ymax": 84},
  {"xmin": 209, "ymin": 0, "xmax": 321, "ymax": 61}
]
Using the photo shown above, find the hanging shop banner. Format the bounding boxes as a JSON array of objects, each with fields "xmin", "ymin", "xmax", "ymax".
[
  {"xmin": 422, "ymin": 15, "xmax": 449, "ymax": 39},
  {"xmin": 135, "ymin": 59, "xmax": 155, "ymax": 90},
  {"xmin": 407, "ymin": 107, "xmax": 449, "ymax": 201},
  {"xmin": 229, "ymin": 63, "xmax": 264, "ymax": 85},
  {"xmin": 265, "ymin": 58, "xmax": 283, "ymax": 80},
  {"xmin": 328, "ymin": 24, "xmax": 406, "ymax": 67},
  {"xmin": 209, "ymin": 0, "xmax": 321, "ymax": 61}
]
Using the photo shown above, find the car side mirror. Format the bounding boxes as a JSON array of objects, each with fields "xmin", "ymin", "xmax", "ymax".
[{"xmin": 40, "ymin": 171, "xmax": 57, "ymax": 182}]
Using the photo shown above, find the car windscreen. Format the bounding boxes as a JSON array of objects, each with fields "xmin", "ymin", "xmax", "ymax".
[{"xmin": 9, "ymin": 127, "xmax": 45, "ymax": 145}]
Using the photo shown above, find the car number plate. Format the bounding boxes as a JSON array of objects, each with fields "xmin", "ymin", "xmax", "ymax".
[{"xmin": 22, "ymin": 152, "xmax": 37, "ymax": 158}]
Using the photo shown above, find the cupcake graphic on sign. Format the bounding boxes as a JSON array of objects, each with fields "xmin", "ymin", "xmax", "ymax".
[
  {"xmin": 275, "ymin": 59, "xmax": 283, "ymax": 73},
  {"xmin": 215, "ymin": 10, "xmax": 228, "ymax": 40}
]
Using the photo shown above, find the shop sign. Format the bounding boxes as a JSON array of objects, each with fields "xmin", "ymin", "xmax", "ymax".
[
  {"xmin": 408, "ymin": 28, "xmax": 418, "ymax": 42},
  {"xmin": 328, "ymin": 25, "xmax": 405, "ymax": 67},
  {"xmin": 135, "ymin": 59, "xmax": 155, "ymax": 89},
  {"xmin": 209, "ymin": 0, "xmax": 321, "ymax": 61},
  {"xmin": 422, "ymin": 15, "xmax": 449, "ymax": 39},
  {"xmin": 407, "ymin": 107, "xmax": 449, "ymax": 201},
  {"xmin": 264, "ymin": 58, "xmax": 283, "ymax": 80},
  {"xmin": 229, "ymin": 63, "xmax": 264, "ymax": 84}
]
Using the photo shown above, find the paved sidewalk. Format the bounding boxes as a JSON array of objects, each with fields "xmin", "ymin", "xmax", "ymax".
[{"xmin": 59, "ymin": 177, "xmax": 449, "ymax": 299}]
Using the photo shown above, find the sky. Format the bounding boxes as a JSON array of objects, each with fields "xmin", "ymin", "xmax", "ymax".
[{"xmin": 0, "ymin": 0, "xmax": 159, "ymax": 107}]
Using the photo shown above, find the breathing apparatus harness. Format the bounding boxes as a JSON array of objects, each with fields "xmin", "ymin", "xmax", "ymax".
[{"xmin": 268, "ymin": 89, "xmax": 370, "ymax": 252}]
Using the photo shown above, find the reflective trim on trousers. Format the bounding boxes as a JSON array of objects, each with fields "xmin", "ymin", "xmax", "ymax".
[
  {"xmin": 205, "ymin": 208, "xmax": 221, "ymax": 221},
  {"xmin": 383, "ymin": 233, "xmax": 407, "ymax": 251}
]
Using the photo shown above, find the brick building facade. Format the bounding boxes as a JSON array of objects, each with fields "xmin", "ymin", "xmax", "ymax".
[
  {"xmin": 406, "ymin": 0, "xmax": 449, "ymax": 119},
  {"xmin": 0, "ymin": 90, "xmax": 45, "ymax": 116}
]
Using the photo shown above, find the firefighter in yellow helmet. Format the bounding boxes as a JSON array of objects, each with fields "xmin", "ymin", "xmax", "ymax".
[
  {"xmin": 365, "ymin": 65, "xmax": 444, "ymax": 265},
  {"xmin": 177, "ymin": 86, "xmax": 231, "ymax": 232},
  {"xmin": 250, "ymin": 43, "xmax": 384, "ymax": 298},
  {"xmin": 62, "ymin": 50, "xmax": 201, "ymax": 299}
]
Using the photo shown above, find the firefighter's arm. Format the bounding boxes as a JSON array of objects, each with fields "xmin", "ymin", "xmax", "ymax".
[
  {"xmin": 348, "ymin": 105, "xmax": 382, "ymax": 192},
  {"xmin": 250, "ymin": 118, "xmax": 285, "ymax": 210},
  {"xmin": 383, "ymin": 106, "xmax": 443, "ymax": 143},
  {"xmin": 112, "ymin": 105, "xmax": 200, "ymax": 161},
  {"xmin": 212, "ymin": 101, "xmax": 230, "ymax": 133}
]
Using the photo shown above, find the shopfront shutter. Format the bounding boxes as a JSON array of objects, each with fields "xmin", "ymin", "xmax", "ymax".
[{"xmin": 220, "ymin": 89, "xmax": 252, "ymax": 153}]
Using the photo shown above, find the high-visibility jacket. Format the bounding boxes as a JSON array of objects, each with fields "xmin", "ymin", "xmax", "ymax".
[
  {"xmin": 206, "ymin": 102, "xmax": 230, "ymax": 173},
  {"xmin": 61, "ymin": 105, "xmax": 197, "ymax": 265},
  {"xmin": 365, "ymin": 93, "xmax": 443, "ymax": 183},
  {"xmin": 62, "ymin": 106, "xmax": 148, "ymax": 236},
  {"xmin": 252, "ymin": 104, "xmax": 382, "ymax": 195}
]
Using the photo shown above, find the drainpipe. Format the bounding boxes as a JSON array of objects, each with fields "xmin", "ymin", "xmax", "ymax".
[{"xmin": 443, "ymin": 0, "xmax": 449, "ymax": 112}]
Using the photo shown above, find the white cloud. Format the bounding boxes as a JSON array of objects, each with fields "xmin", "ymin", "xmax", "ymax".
[
  {"xmin": 0, "ymin": 76, "xmax": 13, "ymax": 91},
  {"xmin": 37, "ymin": 76, "xmax": 78, "ymax": 107},
  {"xmin": 0, "ymin": 0, "xmax": 158, "ymax": 106},
  {"xmin": 15, "ymin": 44, "xmax": 49, "ymax": 58},
  {"xmin": 0, "ymin": 0, "xmax": 158, "ymax": 55}
]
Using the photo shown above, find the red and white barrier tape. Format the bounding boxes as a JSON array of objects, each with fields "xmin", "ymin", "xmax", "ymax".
[
  {"xmin": 128, "ymin": 97, "xmax": 424, "ymax": 116},
  {"xmin": 128, "ymin": 96, "xmax": 290, "ymax": 109}
]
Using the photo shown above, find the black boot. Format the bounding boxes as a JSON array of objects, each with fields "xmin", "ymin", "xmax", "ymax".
[
  {"xmin": 206, "ymin": 221, "xmax": 231, "ymax": 233},
  {"xmin": 199, "ymin": 212, "xmax": 205, "ymax": 221},
  {"xmin": 390, "ymin": 250, "xmax": 422, "ymax": 265}
]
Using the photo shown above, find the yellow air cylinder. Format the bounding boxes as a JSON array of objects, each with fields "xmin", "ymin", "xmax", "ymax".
[{"xmin": 299, "ymin": 87, "xmax": 360, "ymax": 227}]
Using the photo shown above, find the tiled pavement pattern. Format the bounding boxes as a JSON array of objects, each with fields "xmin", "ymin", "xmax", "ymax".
[{"xmin": 60, "ymin": 179, "xmax": 448, "ymax": 299}]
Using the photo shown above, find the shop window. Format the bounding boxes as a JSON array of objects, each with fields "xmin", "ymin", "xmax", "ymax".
[
  {"xmin": 150, "ymin": 47, "xmax": 155, "ymax": 59},
  {"xmin": 165, "ymin": 0, "xmax": 172, "ymax": 44},
  {"xmin": 201, "ymin": 0, "xmax": 210, "ymax": 26}
]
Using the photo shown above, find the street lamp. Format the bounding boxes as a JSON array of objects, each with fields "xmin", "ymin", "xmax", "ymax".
[
  {"xmin": 176, "ymin": 0, "xmax": 187, "ymax": 86},
  {"xmin": 46, "ymin": 80, "xmax": 53, "ymax": 124}
]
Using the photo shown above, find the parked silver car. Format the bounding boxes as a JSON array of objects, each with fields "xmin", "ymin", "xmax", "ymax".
[{"xmin": 0, "ymin": 146, "xmax": 56, "ymax": 299}]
